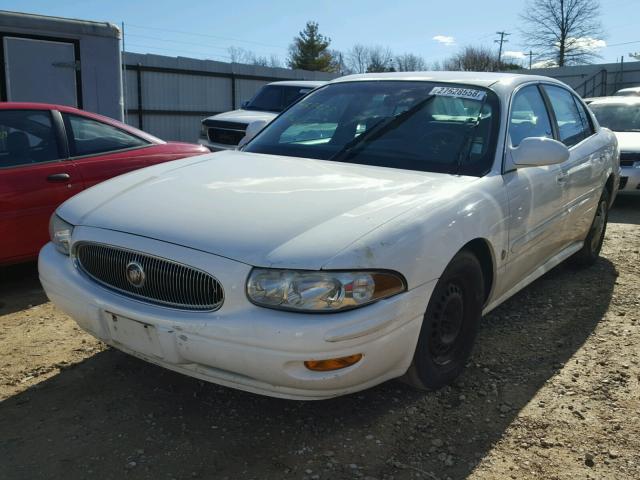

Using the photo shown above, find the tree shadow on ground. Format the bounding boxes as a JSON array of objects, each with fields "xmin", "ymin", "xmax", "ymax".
[
  {"xmin": 0, "ymin": 254, "xmax": 617, "ymax": 480},
  {"xmin": 0, "ymin": 262, "xmax": 48, "ymax": 315}
]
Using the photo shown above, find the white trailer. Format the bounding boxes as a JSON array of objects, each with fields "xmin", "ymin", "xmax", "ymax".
[{"xmin": 0, "ymin": 10, "xmax": 123, "ymax": 120}]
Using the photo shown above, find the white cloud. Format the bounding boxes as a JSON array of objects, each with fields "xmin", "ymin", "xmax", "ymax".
[
  {"xmin": 560, "ymin": 37, "xmax": 607, "ymax": 51},
  {"xmin": 503, "ymin": 50, "xmax": 526, "ymax": 60},
  {"xmin": 433, "ymin": 35, "xmax": 456, "ymax": 46},
  {"xmin": 532, "ymin": 60, "xmax": 558, "ymax": 69}
]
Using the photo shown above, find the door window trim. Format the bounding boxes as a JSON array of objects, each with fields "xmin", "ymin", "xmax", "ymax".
[
  {"xmin": 502, "ymin": 81, "xmax": 599, "ymax": 174},
  {"xmin": 540, "ymin": 82, "xmax": 597, "ymax": 149},
  {"xmin": 502, "ymin": 81, "xmax": 556, "ymax": 174}
]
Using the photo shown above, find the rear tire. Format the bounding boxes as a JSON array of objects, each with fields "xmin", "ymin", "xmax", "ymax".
[
  {"xmin": 404, "ymin": 250, "xmax": 484, "ymax": 390},
  {"xmin": 571, "ymin": 188, "xmax": 609, "ymax": 266}
]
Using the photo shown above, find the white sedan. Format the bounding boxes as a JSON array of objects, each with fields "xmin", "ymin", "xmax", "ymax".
[
  {"xmin": 40, "ymin": 72, "xmax": 619, "ymax": 400},
  {"xmin": 589, "ymin": 96, "xmax": 640, "ymax": 194}
]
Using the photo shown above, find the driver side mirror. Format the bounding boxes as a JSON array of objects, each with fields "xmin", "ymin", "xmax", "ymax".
[
  {"xmin": 509, "ymin": 137, "xmax": 569, "ymax": 168},
  {"xmin": 238, "ymin": 120, "xmax": 268, "ymax": 148}
]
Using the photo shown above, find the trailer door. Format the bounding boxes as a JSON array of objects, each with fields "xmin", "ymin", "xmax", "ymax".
[{"xmin": 3, "ymin": 36, "xmax": 78, "ymax": 107}]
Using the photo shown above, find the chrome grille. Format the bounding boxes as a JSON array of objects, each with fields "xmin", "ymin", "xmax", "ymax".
[{"xmin": 75, "ymin": 243, "xmax": 223, "ymax": 311}]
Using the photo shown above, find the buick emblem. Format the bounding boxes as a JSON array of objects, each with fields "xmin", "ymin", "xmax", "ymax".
[{"xmin": 126, "ymin": 261, "xmax": 146, "ymax": 288}]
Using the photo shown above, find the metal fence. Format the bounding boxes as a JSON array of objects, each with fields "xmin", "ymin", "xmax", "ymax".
[
  {"xmin": 520, "ymin": 60, "xmax": 640, "ymax": 98},
  {"xmin": 123, "ymin": 52, "xmax": 337, "ymax": 142}
]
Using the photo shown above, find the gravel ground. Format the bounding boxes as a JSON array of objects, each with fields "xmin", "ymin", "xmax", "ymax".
[{"xmin": 1, "ymin": 196, "xmax": 638, "ymax": 480}]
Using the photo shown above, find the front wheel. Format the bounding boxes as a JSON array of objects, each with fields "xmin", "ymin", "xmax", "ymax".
[
  {"xmin": 571, "ymin": 188, "xmax": 610, "ymax": 266},
  {"xmin": 404, "ymin": 250, "xmax": 484, "ymax": 390}
]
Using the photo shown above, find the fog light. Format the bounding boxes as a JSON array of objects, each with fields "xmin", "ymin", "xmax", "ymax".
[{"xmin": 304, "ymin": 354, "xmax": 363, "ymax": 372}]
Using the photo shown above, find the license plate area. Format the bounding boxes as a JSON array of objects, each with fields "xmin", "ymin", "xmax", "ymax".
[{"xmin": 105, "ymin": 312, "xmax": 163, "ymax": 358}]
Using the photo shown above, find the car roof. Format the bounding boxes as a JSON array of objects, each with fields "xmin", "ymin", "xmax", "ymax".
[
  {"xmin": 616, "ymin": 86, "xmax": 640, "ymax": 93},
  {"xmin": 588, "ymin": 96, "xmax": 640, "ymax": 106},
  {"xmin": 328, "ymin": 71, "xmax": 568, "ymax": 90},
  {"xmin": 268, "ymin": 81, "xmax": 326, "ymax": 87}
]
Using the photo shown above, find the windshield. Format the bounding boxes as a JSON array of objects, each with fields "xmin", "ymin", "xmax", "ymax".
[
  {"xmin": 590, "ymin": 103, "xmax": 640, "ymax": 132},
  {"xmin": 244, "ymin": 81, "xmax": 499, "ymax": 176},
  {"xmin": 244, "ymin": 85, "xmax": 314, "ymax": 112}
]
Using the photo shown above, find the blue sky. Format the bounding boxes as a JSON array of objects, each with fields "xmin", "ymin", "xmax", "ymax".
[{"xmin": 2, "ymin": 0, "xmax": 637, "ymax": 67}]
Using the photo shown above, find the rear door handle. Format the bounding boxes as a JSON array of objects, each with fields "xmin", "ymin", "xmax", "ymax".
[
  {"xmin": 556, "ymin": 174, "xmax": 568, "ymax": 184},
  {"xmin": 47, "ymin": 173, "xmax": 71, "ymax": 182}
]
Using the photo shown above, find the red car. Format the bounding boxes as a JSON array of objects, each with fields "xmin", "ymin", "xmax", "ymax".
[{"xmin": 0, "ymin": 103, "xmax": 209, "ymax": 266}]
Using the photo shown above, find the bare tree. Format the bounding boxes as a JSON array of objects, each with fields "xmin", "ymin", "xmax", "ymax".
[
  {"xmin": 394, "ymin": 53, "xmax": 427, "ymax": 72},
  {"xmin": 443, "ymin": 46, "xmax": 500, "ymax": 72},
  {"xmin": 366, "ymin": 46, "xmax": 394, "ymax": 73},
  {"xmin": 345, "ymin": 44, "xmax": 370, "ymax": 74},
  {"xmin": 228, "ymin": 46, "xmax": 283, "ymax": 68},
  {"xmin": 228, "ymin": 46, "xmax": 254, "ymax": 64},
  {"xmin": 520, "ymin": 0, "xmax": 604, "ymax": 67}
]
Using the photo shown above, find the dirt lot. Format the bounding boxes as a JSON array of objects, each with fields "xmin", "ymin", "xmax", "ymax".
[{"xmin": 1, "ymin": 197, "xmax": 638, "ymax": 480}]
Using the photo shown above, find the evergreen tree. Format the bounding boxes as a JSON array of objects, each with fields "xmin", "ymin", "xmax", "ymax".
[{"xmin": 287, "ymin": 21, "xmax": 336, "ymax": 72}]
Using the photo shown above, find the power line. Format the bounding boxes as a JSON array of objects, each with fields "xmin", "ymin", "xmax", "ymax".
[
  {"xmin": 126, "ymin": 23, "xmax": 289, "ymax": 51},
  {"xmin": 126, "ymin": 33, "xmax": 242, "ymax": 53},
  {"xmin": 495, "ymin": 31, "xmax": 511, "ymax": 62},
  {"xmin": 125, "ymin": 43, "xmax": 233, "ymax": 61}
]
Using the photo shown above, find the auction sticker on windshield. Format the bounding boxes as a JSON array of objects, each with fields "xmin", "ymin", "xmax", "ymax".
[{"xmin": 429, "ymin": 86, "xmax": 487, "ymax": 101}]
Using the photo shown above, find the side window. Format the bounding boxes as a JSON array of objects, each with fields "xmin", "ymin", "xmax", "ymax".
[
  {"xmin": 543, "ymin": 85, "xmax": 589, "ymax": 147},
  {"xmin": 508, "ymin": 85, "xmax": 553, "ymax": 147},
  {"xmin": 0, "ymin": 110, "xmax": 60, "ymax": 168},
  {"xmin": 64, "ymin": 114, "xmax": 148, "ymax": 157}
]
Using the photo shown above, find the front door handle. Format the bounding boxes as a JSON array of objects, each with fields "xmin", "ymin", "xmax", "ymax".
[{"xmin": 47, "ymin": 173, "xmax": 71, "ymax": 182}]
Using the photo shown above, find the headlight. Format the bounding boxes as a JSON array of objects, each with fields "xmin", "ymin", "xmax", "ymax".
[
  {"xmin": 200, "ymin": 123, "xmax": 208, "ymax": 138},
  {"xmin": 246, "ymin": 269, "xmax": 406, "ymax": 312},
  {"xmin": 49, "ymin": 214, "xmax": 74, "ymax": 255}
]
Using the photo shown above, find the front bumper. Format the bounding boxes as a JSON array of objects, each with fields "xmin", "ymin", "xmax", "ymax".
[
  {"xmin": 619, "ymin": 165, "xmax": 640, "ymax": 195},
  {"xmin": 39, "ymin": 227, "xmax": 432, "ymax": 400}
]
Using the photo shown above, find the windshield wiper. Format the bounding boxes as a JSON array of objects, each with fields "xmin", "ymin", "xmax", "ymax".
[
  {"xmin": 454, "ymin": 96, "xmax": 489, "ymax": 175},
  {"xmin": 330, "ymin": 94, "xmax": 436, "ymax": 163}
]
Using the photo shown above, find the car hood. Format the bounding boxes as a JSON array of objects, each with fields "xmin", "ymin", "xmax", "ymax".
[
  {"xmin": 203, "ymin": 109, "xmax": 278, "ymax": 125},
  {"xmin": 59, "ymin": 151, "xmax": 477, "ymax": 269},
  {"xmin": 613, "ymin": 131, "xmax": 640, "ymax": 152}
]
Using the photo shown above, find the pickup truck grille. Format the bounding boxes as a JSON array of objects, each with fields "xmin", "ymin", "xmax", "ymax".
[
  {"xmin": 75, "ymin": 243, "xmax": 223, "ymax": 311},
  {"xmin": 620, "ymin": 152, "xmax": 640, "ymax": 167},
  {"xmin": 203, "ymin": 120, "xmax": 247, "ymax": 146}
]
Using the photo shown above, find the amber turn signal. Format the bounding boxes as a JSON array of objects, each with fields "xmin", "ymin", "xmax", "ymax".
[{"xmin": 304, "ymin": 354, "xmax": 363, "ymax": 372}]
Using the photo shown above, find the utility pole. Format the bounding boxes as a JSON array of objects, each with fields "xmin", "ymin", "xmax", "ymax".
[
  {"xmin": 528, "ymin": 50, "xmax": 538, "ymax": 69},
  {"xmin": 121, "ymin": 21, "xmax": 127, "ymax": 123},
  {"xmin": 495, "ymin": 31, "xmax": 511, "ymax": 63}
]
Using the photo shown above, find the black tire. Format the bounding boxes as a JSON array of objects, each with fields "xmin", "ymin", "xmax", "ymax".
[
  {"xmin": 404, "ymin": 250, "xmax": 484, "ymax": 390},
  {"xmin": 571, "ymin": 188, "xmax": 610, "ymax": 266}
]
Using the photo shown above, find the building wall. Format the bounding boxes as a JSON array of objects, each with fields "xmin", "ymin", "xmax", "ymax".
[{"xmin": 123, "ymin": 52, "xmax": 338, "ymax": 142}]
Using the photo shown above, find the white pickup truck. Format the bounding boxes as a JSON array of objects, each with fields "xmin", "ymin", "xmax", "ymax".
[{"xmin": 198, "ymin": 80, "xmax": 325, "ymax": 151}]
